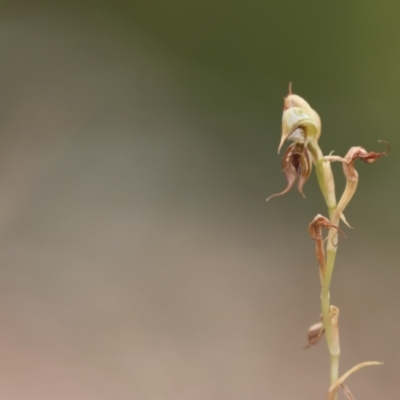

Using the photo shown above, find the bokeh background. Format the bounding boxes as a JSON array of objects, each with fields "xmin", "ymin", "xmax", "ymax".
[{"xmin": 0, "ymin": 2, "xmax": 398, "ymax": 399}]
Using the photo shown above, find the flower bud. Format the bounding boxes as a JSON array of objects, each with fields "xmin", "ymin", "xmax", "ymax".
[
  {"xmin": 279, "ymin": 107, "xmax": 319, "ymax": 153},
  {"xmin": 284, "ymin": 93, "xmax": 321, "ymax": 139}
]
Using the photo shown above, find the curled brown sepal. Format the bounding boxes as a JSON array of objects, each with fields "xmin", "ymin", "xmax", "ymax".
[
  {"xmin": 325, "ymin": 141, "xmax": 390, "ymax": 227},
  {"xmin": 340, "ymin": 140, "xmax": 390, "ymax": 178},
  {"xmin": 303, "ymin": 321, "xmax": 324, "ymax": 349},
  {"xmin": 308, "ymin": 214, "xmax": 345, "ymax": 240},
  {"xmin": 267, "ymin": 143, "xmax": 312, "ymax": 201},
  {"xmin": 308, "ymin": 215, "xmax": 345, "ymax": 278}
]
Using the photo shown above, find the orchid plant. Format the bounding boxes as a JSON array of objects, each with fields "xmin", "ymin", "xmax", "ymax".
[{"xmin": 268, "ymin": 85, "xmax": 389, "ymax": 400}]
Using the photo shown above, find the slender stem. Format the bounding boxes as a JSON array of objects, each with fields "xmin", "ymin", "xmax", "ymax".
[
  {"xmin": 308, "ymin": 139, "xmax": 341, "ymax": 398},
  {"xmin": 325, "ymin": 209, "xmax": 341, "ymax": 394}
]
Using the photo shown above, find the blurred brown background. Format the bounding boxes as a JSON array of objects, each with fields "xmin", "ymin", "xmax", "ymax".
[{"xmin": 0, "ymin": 2, "xmax": 398, "ymax": 399}]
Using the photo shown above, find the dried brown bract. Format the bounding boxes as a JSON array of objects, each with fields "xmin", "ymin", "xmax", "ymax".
[
  {"xmin": 308, "ymin": 214, "xmax": 344, "ymax": 241},
  {"xmin": 308, "ymin": 215, "xmax": 345, "ymax": 278},
  {"xmin": 304, "ymin": 321, "xmax": 325, "ymax": 349}
]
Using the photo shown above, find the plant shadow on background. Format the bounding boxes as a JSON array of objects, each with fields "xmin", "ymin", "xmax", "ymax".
[{"xmin": 0, "ymin": 2, "xmax": 398, "ymax": 399}]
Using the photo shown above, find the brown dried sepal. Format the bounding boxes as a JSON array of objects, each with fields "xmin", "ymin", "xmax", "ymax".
[
  {"xmin": 308, "ymin": 215, "xmax": 345, "ymax": 278},
  {"xmin": 341, "ymin": 141, "xmax": 390, "ymax": 182},
  {"xmin": 325, "ymin": 141, "xmax": 390, "ymax": 227},
  {"xmin": 267, "ymin": 143, "xmax": 312, "ymax": 201},
  {"xmin": 304, "ymin": 321, "xmax": 324, "ymax": 349},
  {"xmin": 308, "ymin": 214, "xmax": 343, "ymax": 240}
]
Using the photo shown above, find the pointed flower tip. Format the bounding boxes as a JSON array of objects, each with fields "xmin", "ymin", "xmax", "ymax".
[
  {"xmin": 339, "ymin": 212, "xmax": 353, "ymax": 230},
  {"xmin": 287, "ymin": 82, "xmax": 293, "ymax": 96},
  {"xmin": 277, "ymin": 136, "xmax": 286, "ymax": 154}
]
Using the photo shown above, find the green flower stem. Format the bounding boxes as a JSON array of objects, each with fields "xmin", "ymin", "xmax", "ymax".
[
  {"xmin": 308, "ymin": 140, "xmax": 340, "ymax": 397},
  {"xmin": 307, "ymin": 141, "xmax": 336, "ymax": 210},
  {"xmin": 324, "ymin": 243, "xmax": 340, "ymax": 386}
]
